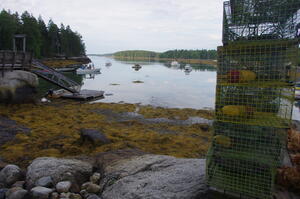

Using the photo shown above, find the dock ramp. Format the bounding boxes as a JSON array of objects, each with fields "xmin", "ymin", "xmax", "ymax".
[{"xmin": 31, "ymin": 60, "xmax": 80, "ymax": 93}]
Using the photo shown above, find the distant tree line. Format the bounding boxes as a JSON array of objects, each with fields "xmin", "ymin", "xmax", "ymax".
[
  {"xmin": 114, "ymin": 49, "xmax": 217, "ymax": 60},
  {"xmin": 159, "ymin": 49, "xmax": 217, "ymax": 60},
  {"xmin": 114, "ymin": 50, "xmax": 157, "ymax": 58},
  {"xmin": 0, "ymin": 9, "xmax": 86, "ymax": 58}
]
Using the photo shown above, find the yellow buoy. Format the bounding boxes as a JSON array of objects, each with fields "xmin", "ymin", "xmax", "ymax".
[
  {"xmin": 240, "ymin": 70, "xmax": 256, "ymax": 82},
  {"xmin": 214, "ymin": 135, "xmax": 231, "ymax": 147},
  {"xmin": 222, "ymin": 105, "xmax": 248, "ymax": 117}
]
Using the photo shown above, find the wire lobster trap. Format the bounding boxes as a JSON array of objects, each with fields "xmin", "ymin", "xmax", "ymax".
[
  {"xmin": 206, "ymin": 155, "xmax": 276, "ymax": 199},
  {"xmin": 215, "ymin": 85, "xmax": 295, "ymax": 128},
  {"xmin": 211, "ymin": 121, "xmax": 287, "ymax": 167},
  {"xmin": 207, "ymin": 1, "xmax": 299, "ymax": 198},
  {"xmin": 217, "ymin": 40, "xmax": 298, "ymax": 86},
  {"xmin": 223, "ymin": 0, "xmax": 300, "ymax": 44}
]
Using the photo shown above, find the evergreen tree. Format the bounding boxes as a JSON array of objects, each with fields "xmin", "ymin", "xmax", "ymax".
[
  {"xmin": 0, "ymin": 9, "xmax": 86, "ymax": 57},
  {"xmin": 21, "ymin": 11, "xmax": 42, "ymax": 57},
  {"xmin": 47, "ymin": 19, "xmax": 60, "ymax": 56},
  {"xmin": 38, "ymin": 16, "xmax": 49, "ymax": 57},
  {"xmin": 0, "ymin": 10, "xmax": 20, "ymax": 50}
]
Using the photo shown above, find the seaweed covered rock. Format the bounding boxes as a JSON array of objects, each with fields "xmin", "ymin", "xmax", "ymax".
[
  {"xmin": 0, "ymin": 71, "xmax": 38, "ymax": 104},
  {"xmin": 0, "ymin": 116, "xmax": 30, "ymax": 148},
  {"xmin": 26, "ymin": 157, "xmax": 93, "ymax": 189},
  {"xmin": 79, "ymin": 129, "xmax": 111, "ymax": 146},
  {"xmin": 100, "ymin": 154, "xmax": 207, "ymax": 199}
]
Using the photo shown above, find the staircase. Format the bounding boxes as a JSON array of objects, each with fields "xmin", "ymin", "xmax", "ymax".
[{"xmin": 31, "ymin": 60, "xmax": 80, "ymax": 93}]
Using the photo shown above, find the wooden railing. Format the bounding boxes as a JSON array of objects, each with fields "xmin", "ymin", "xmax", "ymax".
[{"xmin": 0, "ymin": 51, "xmax": 33, "ymax": 71}]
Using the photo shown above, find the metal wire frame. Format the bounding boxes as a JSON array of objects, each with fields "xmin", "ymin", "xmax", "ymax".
[
  {"xmin": 217, "ymin": 40, "xmax": 298, "ymax": 86},
  {"xmin": 223, "ymin": 0, "xmax": 300, "ymax": 44}
]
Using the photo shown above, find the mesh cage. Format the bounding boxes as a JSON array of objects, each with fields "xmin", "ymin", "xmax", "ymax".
[
  {"xmin": 206, "ymin": 1, "xmax": 298, "ymax": 198},
  {"xmin": 217, "ymin": 40, "xmax": 298, "ymax": 85},
  {"xmin": 206, "ymin": 155, "xmax": 276, "ymax": 199},
  {"xmin": 211, "ymin": 121, "xmax": 287, "ymax": 167},
  {"xmin": 223, "ymin": 0, "xmax": 300, "ymax": 44},
  {"xmin": 215, "ymin": 85, "xmax": 294, "ymax": 128}
]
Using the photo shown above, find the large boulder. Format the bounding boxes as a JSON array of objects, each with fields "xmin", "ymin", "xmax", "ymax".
[
  {"xmin": 0, "ymin": 70, "xmax": 38, "ymax": 104},
  {"xmin": 26, "ymin": 157, "xmax": 93, "ymax": 189},
  {"xmin": 100, "ymin": 154, "xmax": 207, "ymax": 199}
]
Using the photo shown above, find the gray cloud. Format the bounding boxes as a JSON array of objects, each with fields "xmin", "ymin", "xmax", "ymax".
[{"xmin": 2, "ymin": 0, "xmax": 223, "ymax": 53}]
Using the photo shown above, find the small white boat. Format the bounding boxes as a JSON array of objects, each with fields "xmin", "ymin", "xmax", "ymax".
[
  {"xmin": 105, "ymin": 62, "xmax": 112, "ymax": 67},
  {"xmin": 184, "ymin": 64, "xmax": 192, "ymax": 72},
  {"xmin": 76, "ymin": 68, "xmax": 101, "ymax": 74},
  {"xmin": 171, "ymin": 61, "xmax": 180, "ymax": 67},
  {"xmin": 76, "ymin": 63, "xmax": 101, "ymax": 74}
]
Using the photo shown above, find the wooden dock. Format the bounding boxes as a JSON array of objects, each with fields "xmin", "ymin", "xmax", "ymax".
[{"xmin": 1, "ymin": 50, "xmax": 105, "ymax": 101}]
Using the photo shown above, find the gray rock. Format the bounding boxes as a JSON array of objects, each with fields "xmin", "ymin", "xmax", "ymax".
[
  {"xmin": 79, "ymin": 129, "xmax": 111, "ymax": 146},
  {"xmin": 31, "ymin": 186, "xmax": 53, "ymax": 199},
  {"xmin": 101, "ymin": 155, "xmax": 207, "ymax": 199},
  {"xmin": 6, "ymin": 187, "xmax": 21, "ymax": 197},
  {"xmin": 79, "ymin": 189, "xmax": 88, "ymax": 198},
  {"xmin": 26, "ymin": 157, "xmax": 92, "ymax": 189},
  {"xmin": 0, "ymin": 71, "xmax": 38, "ymax": 104},
  {"xmin": 50, "ymin": 192, "xmax": 59, "ymax": 199},
  {"xmin": 90, "ymin": 173, "xmax": 101, "ymax": 184},
  {"xmin": 6, "ymin": 187, "xmax": 28, "ymax": 199},
  {"xmin": 0, "ymin": 188, "xmax": 8, "ymax": 199},
  {"xmin": 56, "ymin": 181, "xmax": 72, "ymax": 193},
  {"xmin": 11, "ymin": 181, "xmax": 25, "ymax": 188},
  {"xmin": 60, "ymin": 192, "xmax": 71, "ymax": 198},
  {"xmin": 86, "ymin": 183, "xmax": 101, "ymax": 194},
  {"xmin": 81, "ymin": 182, "xmax": 91, "ymax": 190},
  {"xmin": 87, "ymin": 195, "xmax": 101, "ymax": 199},
  {"xmin": 35, "ymin": 176, "xmax": 53, "ymax": 188},
  {"xmin": 70, "ymin": 193, "xmax": 82, "ymax": 199},
  {"xmin": 0, "ymin": 165, "xmax": 23, "ymax": 186}
]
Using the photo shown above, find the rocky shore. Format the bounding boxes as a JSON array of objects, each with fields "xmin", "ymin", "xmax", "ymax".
[
  {"xmin": 0, "ymin": 97, "xmax": 299, "ymax": 198},
  {"xmin": 0, "ymin": 150, "xmax": 208, "ymax": 199}
]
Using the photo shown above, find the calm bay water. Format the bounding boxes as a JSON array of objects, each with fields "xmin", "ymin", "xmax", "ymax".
[
  {"xmin": 84, "ymin": 56, "xmax": 216, "ymax": 109},
  {"xmin": 38, "ymin": 56, "xmax": 299, "ymax": 120}
]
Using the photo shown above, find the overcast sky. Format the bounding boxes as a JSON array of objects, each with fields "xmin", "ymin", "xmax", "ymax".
[{"xmin": 2, "ymin": 0, "xmax": 223, "ymax": 54}]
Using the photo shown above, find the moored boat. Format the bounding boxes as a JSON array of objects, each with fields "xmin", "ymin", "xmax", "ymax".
[{"xmin": 76, "ymin": 63, "xmax": 101, "ymax": 74}]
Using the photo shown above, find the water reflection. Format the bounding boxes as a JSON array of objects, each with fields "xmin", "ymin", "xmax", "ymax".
[{"xmin": 84, "ymin": 56, "xmax": 217, "ymax": 109}]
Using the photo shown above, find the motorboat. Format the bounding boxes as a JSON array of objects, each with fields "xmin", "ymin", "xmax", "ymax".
[
  {"xmin": 184, "ymin": 64, "xmax": 192, "ymax": 72},
  {"xmin": 171, "ymin": 61, "xmax": 180, "ymax": 67},
  {"xmin": 132, "ymin": 64, "xmax": 142, "ymax": 71},
  {"xmin": 105, "ymin": 62, "xmax": 112, "ymax": 67},
  {"xmin": 76, "ymin": 63, "xmax": 101, "ymax": 75}
]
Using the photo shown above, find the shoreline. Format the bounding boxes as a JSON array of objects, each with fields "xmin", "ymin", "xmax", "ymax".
[{"xmin": 112, "ymin": 56, "xmax": 218, "ymax": 66}]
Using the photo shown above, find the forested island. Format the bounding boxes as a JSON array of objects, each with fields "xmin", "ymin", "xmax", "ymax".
[
  {"xmin": 114, "ymin": 49, "xmax": 217, "ymax": 60},
  {"xmin": 0, "ymin": 9, "xmax": 86, "ymax": 58}
]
